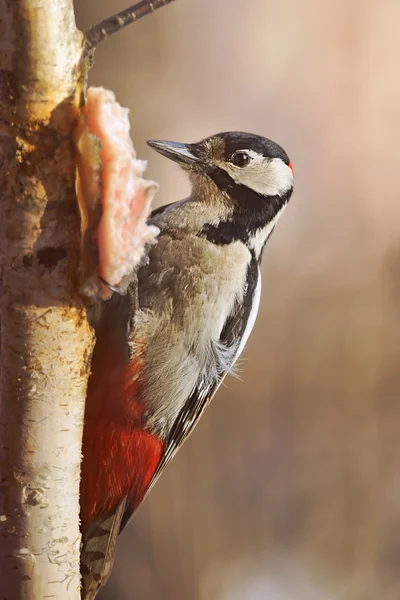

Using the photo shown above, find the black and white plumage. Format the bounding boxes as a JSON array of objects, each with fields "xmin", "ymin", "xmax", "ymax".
[
  {"xmin": 141, "ymin": 132, "xmax": 294, "ymax": 439},
  {"xmin": 80, "ymin": 131, "xmax": 294, "ymax": 598}
]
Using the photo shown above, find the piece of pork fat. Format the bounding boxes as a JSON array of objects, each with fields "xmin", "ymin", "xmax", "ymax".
[{"xmin": 75, "ymin": 86, "xmax": 159, "ymax": 300}]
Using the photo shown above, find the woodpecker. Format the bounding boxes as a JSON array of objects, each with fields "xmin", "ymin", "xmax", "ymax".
[{"xmin": 80, "ymin": 131, "xmax": 294, "ymax": 598}]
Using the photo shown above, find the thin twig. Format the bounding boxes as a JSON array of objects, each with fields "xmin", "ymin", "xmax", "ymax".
[{"xmin": 85, "ymin": 0, "xmax": 177, "ymax": 52}]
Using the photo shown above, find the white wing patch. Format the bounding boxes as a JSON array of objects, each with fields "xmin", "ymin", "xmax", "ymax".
[{"xmin": 233, "ymin": 266, "xmax": 261, "ymax": 363}]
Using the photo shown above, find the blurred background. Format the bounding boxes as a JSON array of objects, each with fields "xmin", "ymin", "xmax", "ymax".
[{"xmin": 75, "ymin": 1, "xmax": 400, "ymax": 598}]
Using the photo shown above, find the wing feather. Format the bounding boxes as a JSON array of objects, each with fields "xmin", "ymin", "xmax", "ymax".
[{"xmin": 142, "ymin": 252, "xmax": 260, "ymax": 508}]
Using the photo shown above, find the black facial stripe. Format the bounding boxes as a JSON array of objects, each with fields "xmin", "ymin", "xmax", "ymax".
[
  {"xmin": 199, "ymin": 192, "xmax": 290, "ymax": 248},
  {"xmin": 200, "ymin": 166, "xmax": 292, "ymax": 246},
  {"xmin": 200, "ymin": 210, "xmax": 281, "ymax": 249},
  {"xmin": 208, "ymin": 165, "xmax": 288, "ymax": 212},
  {"xmin": 207, "ymin": 165, "xmax": 237, "ymax": 197}
]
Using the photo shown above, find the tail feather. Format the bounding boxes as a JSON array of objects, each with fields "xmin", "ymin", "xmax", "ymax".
[{"xmin": 80, "ymin": 497, "xmax": 127, "ymax": 599}]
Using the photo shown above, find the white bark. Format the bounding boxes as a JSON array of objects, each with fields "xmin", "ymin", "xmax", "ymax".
[{"xmin": 0, "ymin": 2, "xmax": 92, "ymax": 598}]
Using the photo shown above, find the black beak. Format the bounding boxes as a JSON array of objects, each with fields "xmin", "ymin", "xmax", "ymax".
[{"xmin": 147, "ymin": 140, "xmax": 205, "ymax": 167}]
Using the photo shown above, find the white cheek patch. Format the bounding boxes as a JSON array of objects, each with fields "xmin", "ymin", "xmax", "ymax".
[{"xmin": 223, "ymin": 154, "xmax": 294, "ymax": 197}]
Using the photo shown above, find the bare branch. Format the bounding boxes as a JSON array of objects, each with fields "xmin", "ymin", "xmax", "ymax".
[{"xmin": 85, "ymin": 0, "xmax": 177, "ymax": 52}]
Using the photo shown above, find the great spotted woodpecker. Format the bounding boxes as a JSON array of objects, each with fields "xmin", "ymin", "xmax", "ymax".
[{"xmin": 80, "ymin": 131, "xmax": 294, "ymax": 598}]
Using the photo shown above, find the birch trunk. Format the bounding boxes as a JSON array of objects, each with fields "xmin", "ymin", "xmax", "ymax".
[{"xmin": 0, "ymin": 1, "xmax": 92, "ymax": 598}]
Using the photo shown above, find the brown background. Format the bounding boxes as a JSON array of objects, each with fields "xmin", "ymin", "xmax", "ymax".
[{"xmin": 75, "ymin": 1, "xmax": 400, "ymax": 598}]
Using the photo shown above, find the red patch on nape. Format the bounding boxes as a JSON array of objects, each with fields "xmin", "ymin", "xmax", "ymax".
[{"xmin": 288, "ymin": 161, "xmax": 295, "ymax": 175}]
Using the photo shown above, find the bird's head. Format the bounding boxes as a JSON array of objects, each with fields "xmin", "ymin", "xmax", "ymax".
[
  {"xmin": 147, "ymin": 131, "xmax": 294, "ymax": 203},
  {"xmin": 147, "ymin": 132, "xmax": 294, "ymax": 251}
]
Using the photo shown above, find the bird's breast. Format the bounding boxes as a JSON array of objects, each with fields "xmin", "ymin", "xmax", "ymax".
[{"xmin": 133, "ymin": 235, "xmax": 252, "ymax": 435}]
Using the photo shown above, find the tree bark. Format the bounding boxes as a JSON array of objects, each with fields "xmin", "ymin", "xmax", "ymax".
[{"xmin": 0, "ymin": 1, "xmax": 91, "ymax": 598}]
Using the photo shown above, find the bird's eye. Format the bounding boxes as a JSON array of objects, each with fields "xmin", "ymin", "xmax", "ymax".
[{"xmin": 231, "ymin": 151, "xmax": 250, "ymax": 168}]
